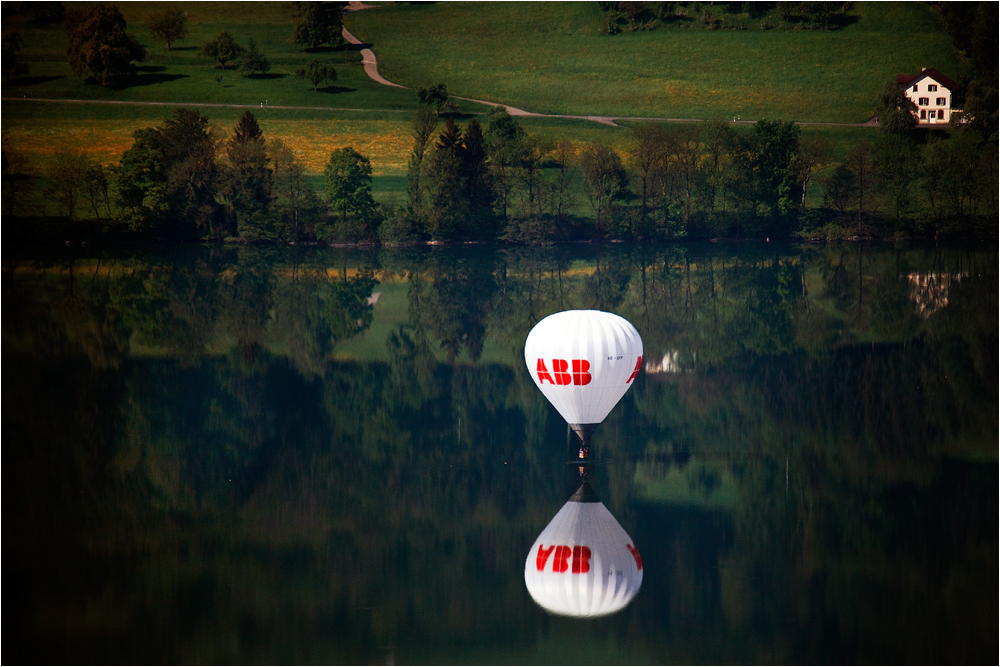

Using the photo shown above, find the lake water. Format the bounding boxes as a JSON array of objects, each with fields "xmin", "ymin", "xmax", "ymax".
[{"xmin": 4, "ymin": 242, "xmax": 997, "ymax": 664}]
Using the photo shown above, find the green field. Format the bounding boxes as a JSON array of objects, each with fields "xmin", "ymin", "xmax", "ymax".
[
  {"xmin": 344, "ymin": 2, "xmax": 966, "ymax": 123},
  {"xmin": 4, "ymin": 2, "xmax": 426, "ymax": 111}
]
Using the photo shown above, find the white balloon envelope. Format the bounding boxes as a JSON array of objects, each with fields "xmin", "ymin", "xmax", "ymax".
[
  {"xmin": 524, "ymin": 310, "xmax": 643, "ymax": 444},
  {"xmin": 524, "ymin": 481, "xmax": 644, "ymax": 617}
]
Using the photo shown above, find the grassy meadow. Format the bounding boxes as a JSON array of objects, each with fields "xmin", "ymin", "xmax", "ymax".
[
  {"xmin": 0, "ymin": 2, "xmax": 970, "ymax": 218},
  {"xmin": 4, "ymin": 2, "xmax": 423, "ymax": 110},
  {"xmin": 345, "ymin": 2, "xmax": 966, "ymax": 122}
]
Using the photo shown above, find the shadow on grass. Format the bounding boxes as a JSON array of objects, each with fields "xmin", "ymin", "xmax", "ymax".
[
  {"xmin": 301, "ymin": 44, "xmax": 355, "ymax": 54},
  {"xmin": 6, "ymin": 75, "xmax": 65, "ymax": 87},
  {"xmin": 245, "ymin": 72, "xmax": 288, "ymax": 80},
  {"xmin": 112, "ymin": 72, "xmax": 190, "ymax": 89},
  {"xmin": 168, "ymin": 46, "xmax": 200, "ymax": 52},
  {"xmin": 440, "ymin": 111, "xmax": 481, "ymax": 121},
  {"xmin": 316, "ymin": 85, "xmax": 356, "ymax": 94}
]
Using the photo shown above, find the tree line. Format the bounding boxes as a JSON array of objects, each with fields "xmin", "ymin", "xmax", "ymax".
[
  {"xmin": 598, "ymin": 1, "xmax": 856, "ymax": 34},
  {"xmin": 4, "ymin": 101, "xmax": 996, "ymax": 244}
]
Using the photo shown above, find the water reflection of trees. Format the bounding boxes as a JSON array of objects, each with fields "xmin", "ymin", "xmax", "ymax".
[{"xmin": 4, "ymin": 244, "xmax": 996, "ymax": 663}]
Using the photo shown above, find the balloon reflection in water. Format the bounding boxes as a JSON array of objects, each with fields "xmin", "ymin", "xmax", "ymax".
[
  {"xmin": 524, "ymin": 479, "xmax": 643, "ymax": 617},
  {"xmin": 524, "ymin": 310, "xmax": 643, "ymax": 449}
]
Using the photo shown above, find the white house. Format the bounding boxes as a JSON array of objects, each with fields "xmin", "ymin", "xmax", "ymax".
[{"xmin": 895, "ymin": 68, "xmax": 959, "ymax": 125}]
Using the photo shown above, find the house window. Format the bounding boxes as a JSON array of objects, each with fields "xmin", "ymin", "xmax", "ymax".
[
  {"xmin": 936, "ymin": 97, "xmax": 946, "ymax": 106},
  {"xmin": 929, "ymin": 110, "xmax": 936, "ymax": 120},
  {"xmin": 918, "ymin": 97, "xmax": 929, "ymax": 106},
  {"xmin": 928, "ymin": 84, "xmax": 937, "ymax": 92},
  {"xmin": 938, "ymin": 110, "xmax": 946, "ymax": 121},
  {"xmin": 920, "ymin": 110, "xmax": 926, "ymax": 119},
  {"xmin": 913, "ymin": 85, "xmax": 919, "ymax": 92}
]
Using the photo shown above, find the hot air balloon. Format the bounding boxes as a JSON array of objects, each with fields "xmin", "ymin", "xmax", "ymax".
[
  {"xmin": 524, "ymin": 479, "xmax": 643, "ymax": 617},
  {"xmin": 524, "ymin": 310, "xmax": 643, "ymax": 447}
]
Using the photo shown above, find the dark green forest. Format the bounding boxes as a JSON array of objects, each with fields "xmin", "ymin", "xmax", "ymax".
[{"xmin": 4, "ymin": 244, "xmax": 996, "ymax": 663}]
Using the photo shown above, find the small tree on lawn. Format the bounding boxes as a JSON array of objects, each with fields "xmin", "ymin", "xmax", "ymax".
[
  {"xmin": 238, "ymin": 39, "xmax": 270, "ymax": 77},
  {"xmin": 295, "ymin": 59, "xmax": 336, "ymax": 91},
  {"xmin": 201, "ymin": 31, "xmax": 244, "ymax": 70},
  {"xmin": 417, "ymin": 83, "xmax": 457, "ymax": 115},
  {"xmin": 147, "ymin": 9, "xmax": 188, "ymax": 50}
]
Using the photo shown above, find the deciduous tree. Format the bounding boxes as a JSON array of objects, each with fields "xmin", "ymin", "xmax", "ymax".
[
  {"xmin": 416, "ymin": 83, "xmax": 457, "ymax": 115},
  {"xmin": 114, "ymin": 109, "xmax": 219, "ymax": 238},
  {"xmin": 875, "ymin": 80, "xmax": 917, "ymax": 136},
  {"xmin": 323, "ymin": 147, "xmax": 377, "ymax": 241},
  {"xmin": 581, "ymin": 143, "xmax": 629, "ymax": 237},
  {"xmin": 147, "ymin": 9, "xmax": 187, "ymax": 50},
  {"xmin": 407, "ymin": 106, "xmax": 438, "ymax": 214},
  {"xmin": 294, "ymin": 2, "xmax": 345, "ymax": 50},
  {"xmin": 201, "ymin": 31, "xmax": 243, "ymax": 70},
  {"xmin": 66, "ymin": 3, "xmax": 146, "ymax": 86},
  {"xmin": 295, "ymin": 59, "xmax": 336, "ymax": 91},
  {"xmin": 270, "ymin": 139, "xmax": 319, "ymax": 241},
  {"xmin": 483, "ymin": 107, "xmax": 525, "ymax": 220}
]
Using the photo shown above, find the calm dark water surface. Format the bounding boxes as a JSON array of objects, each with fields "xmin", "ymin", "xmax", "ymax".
[{"xmin": 4, "ymin": 243, "xmax": 997, "ymax": 664}]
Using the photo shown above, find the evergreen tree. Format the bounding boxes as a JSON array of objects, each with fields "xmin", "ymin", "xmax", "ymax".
[
  {"xmin": 425, "ymin": 119, "xmax": 468, "ymax": 240},
  {"xmin": 221, "ymin": 112, "xmax": 274, "ymax": 240},
  {"xmin": 459, "ymin": 119, "xmax": 496, "ymax": 238},
  {"xmin": 238, "ymin": 38, "xmax": 271, "ymax": 77}
]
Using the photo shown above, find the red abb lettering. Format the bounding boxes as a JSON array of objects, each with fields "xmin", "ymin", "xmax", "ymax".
[
  {"xmin": 571, "ymin": 545, "xmax": 592, "ymax": 573},
  {"xmin": 626, "ymin": 356, "xmax": 643, "ymax": 383},
  {"xmin": 536, "ymin": 544, "xmax": 555, "ymax": 571},
  {"xmin": 539, "ymin": 359, "xmax": 592, "ymax": 386},
  {"xmin": 536, "ymin": 359, "xmax": 554, "ymax": 385},
  {"xmin": 552, "ymin": 359, "xmax": 572, "ymax": 385},
  {"xmin": 626, "ymin": 543, "xmax": 643, "ymax": 571},
  {"xmin": 539, "ymin": 545, "xmax": 592, "ymax": 573},
  {"xmin": 552, "ymin": 545, "xmax": 571, "ymax": 572}
]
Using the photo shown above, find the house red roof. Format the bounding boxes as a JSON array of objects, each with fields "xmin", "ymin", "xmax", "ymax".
[{"xmin": 896, "ymin": 68, "xmax": 960, "ymax": 92}]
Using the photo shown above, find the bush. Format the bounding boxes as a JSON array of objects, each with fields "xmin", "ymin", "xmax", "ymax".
[{"xmin": 378, "ymin": 204, "xmax": 424, "ymax": 245}]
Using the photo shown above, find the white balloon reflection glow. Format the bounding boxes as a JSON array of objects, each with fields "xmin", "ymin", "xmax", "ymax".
[{"xmin": 524, "ymin": 481, "xmax": 643, "ymax": 617}]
